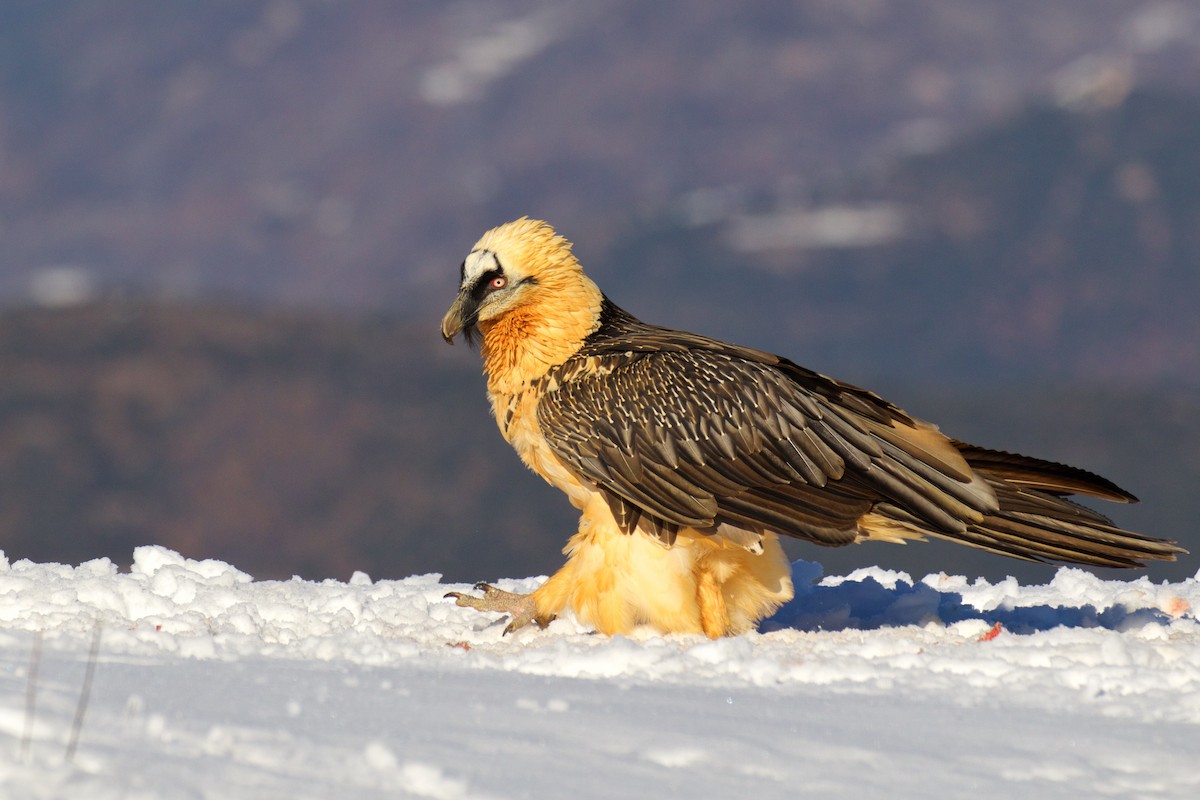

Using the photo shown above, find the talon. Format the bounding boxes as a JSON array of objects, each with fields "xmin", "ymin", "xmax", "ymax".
[
  {"xmin": 503, "ymin": 614, "xmax": 554, "ymax": 636},
  {"xmin": 446, "ymin": 582, "xmax": 555, "ymax": 635}
]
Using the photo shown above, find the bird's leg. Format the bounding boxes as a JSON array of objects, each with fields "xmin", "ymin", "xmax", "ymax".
[{"xmin": 444, "ymin": 582, "xmax": 555, "ymax": 635}]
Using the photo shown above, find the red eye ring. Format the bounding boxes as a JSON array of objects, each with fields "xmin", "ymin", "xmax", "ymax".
[{"xmin": 490, "ymin": 276, "xmax": 507, "ymax": 289}]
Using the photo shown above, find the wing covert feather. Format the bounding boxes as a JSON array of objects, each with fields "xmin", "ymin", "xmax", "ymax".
[{"xmin": 536, "ymin": 343, "xmax": 996, "ymax": 544}]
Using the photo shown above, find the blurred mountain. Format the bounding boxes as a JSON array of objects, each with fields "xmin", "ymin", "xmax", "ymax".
[
  {"xmin": 606, "ymin": 90, "xmax": 1200, "ymax": 386},
  {"xmin": 0, "ymin": 301, "xmax": 531, "ymax": 581},
  {"xmin": 3, "ymin": 0, "xmax": 1200, "ymax": 318},
  {"xmin": 0, "ymin": 300, "xmax": 1194, "ymax": 584},
  {"xmin": 1, "ymin": 2, "xmax": 1197, "ymax": 583}
]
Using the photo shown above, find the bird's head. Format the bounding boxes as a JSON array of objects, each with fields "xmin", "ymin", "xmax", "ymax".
[{"xmin": 441, "ymin": 218, "xmax": 601, "ymax": 351}]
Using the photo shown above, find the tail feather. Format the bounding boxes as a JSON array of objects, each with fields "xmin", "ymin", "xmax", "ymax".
[
  {"xmin": 866, "ymin": 444, "xmax": 1186, "ymax": 568},
  {"xmin": 951, "ymin": 441, "xmax": 1137, "ymax": 502},
  {"xmin": 967, "ymin": 482, "xmax": 1183, "ymax": 567}
]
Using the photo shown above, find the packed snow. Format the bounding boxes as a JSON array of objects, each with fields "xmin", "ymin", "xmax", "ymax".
[{"xmin": 0, "ymin": 545, "xmax": 1197, "ymax": 798}]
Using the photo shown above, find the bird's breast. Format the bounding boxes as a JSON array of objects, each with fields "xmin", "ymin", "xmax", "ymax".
[{"xmin": 491, "ymin": 387, "xmax": 594, "ymax": 510}]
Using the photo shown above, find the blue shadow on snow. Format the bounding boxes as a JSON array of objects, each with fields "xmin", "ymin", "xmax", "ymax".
[{"xmin": 762, "ymin": 560, "xmax": 1186, "ymax": 634}]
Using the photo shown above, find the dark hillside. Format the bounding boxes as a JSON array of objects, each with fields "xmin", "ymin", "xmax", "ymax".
[
  {"xmin": 0, "ymin": 302, "xmax": 1193, "ymax": 583},
  {"xmin": 0, "ymin": 302, "xmax": 574, "ymax": 581}
]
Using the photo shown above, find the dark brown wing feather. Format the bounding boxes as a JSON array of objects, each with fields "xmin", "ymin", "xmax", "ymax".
[
  {"xmin": 537, "ymin": 299, "xmax": 996, "ymax": 546},
  {"xmin": 535, "ymin": 299, "xmax": 1185, "ymax": 567}
]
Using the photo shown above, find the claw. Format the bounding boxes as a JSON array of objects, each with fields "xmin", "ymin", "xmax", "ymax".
[{"xmin": 445, "ymin": 582, "xmax": 555, "ymax": 634}]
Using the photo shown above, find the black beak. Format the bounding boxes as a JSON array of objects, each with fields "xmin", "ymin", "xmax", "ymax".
[{"xmin": 440, "ymin": 290, "xmax": 479, "ymax": 345}]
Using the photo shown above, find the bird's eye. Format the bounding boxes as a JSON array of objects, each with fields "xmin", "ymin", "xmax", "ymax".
[{"xmin": 490, "ymin": 276, "xmax": 507, "ymax": 290}]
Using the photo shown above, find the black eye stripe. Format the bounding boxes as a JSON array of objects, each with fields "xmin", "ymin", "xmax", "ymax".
[{"xmin": 470, "ymin": 268, "xmax": 506, "ymax": 304}]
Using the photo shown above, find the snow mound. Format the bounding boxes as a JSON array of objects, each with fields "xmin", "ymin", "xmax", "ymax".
[
  {"xmin": 0, "ymin": 546, "xmax": 1196, "ymax": 699},
  {"xmin": 0, "ymin": 547, "xmax": 1197, "ymax": 799}
]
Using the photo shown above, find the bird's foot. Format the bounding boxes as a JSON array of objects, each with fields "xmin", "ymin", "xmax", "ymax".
[{"xmin": 444, "ymin": 582, "xmax": 555, "ymax": 635}]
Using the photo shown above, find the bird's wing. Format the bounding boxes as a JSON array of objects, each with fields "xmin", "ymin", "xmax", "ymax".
[{"xmin": 536, "ymin": 341, "xmax": 999, "ymax": 547}]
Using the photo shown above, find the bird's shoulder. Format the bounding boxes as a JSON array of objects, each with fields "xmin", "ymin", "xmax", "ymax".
[{"xmin": 541, "ymin": 296, "xmax": 912, "ymax": 431}]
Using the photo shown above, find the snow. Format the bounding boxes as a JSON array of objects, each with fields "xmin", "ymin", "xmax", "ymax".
[{"xmin": 0, "ymin": 546, "xmax": 1197, "ymax": 799}]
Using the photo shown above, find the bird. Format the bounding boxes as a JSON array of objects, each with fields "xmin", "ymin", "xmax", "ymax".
[{"xmin": 440, "ymin": 217, "xmax": 1184, "ymax": 638}]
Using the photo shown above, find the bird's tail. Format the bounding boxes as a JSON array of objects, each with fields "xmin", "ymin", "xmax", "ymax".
[{"xmin": 870, "ymin": 442, "xmax": 1186, "ymax": 568}]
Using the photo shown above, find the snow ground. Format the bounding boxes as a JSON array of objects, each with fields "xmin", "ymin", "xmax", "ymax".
[{"xmin": 0, "ymin": 546, "xmax": 1196, "ymax": 799}]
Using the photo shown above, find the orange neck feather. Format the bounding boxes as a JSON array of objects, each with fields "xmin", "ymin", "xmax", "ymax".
[{"xmin": 480, "ymin": 277, "xmax": 602, "ymax": 395}]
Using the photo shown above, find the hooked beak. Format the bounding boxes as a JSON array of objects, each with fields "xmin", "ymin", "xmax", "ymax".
[{"xmin": 440, "ymin": 289, "xmax": 478, "ymax": 345}]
